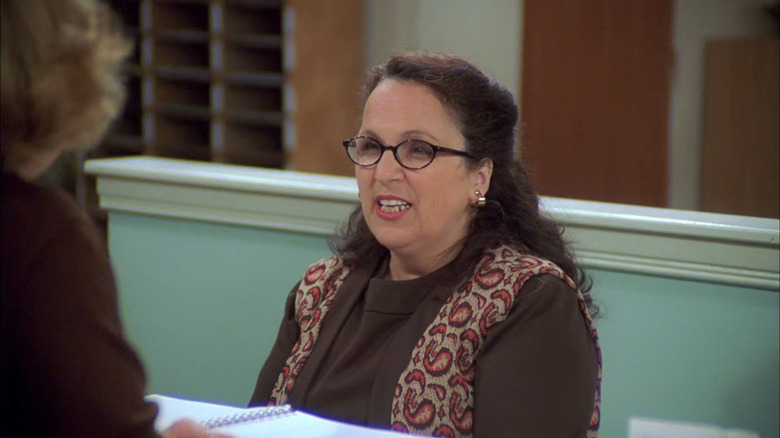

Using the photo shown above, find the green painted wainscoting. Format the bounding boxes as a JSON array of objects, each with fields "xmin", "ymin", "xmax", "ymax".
[
  {"xmin": 109, "ymin": 212, "xmax": 332, "ymax": 405},
  {"xmin": 589, "ymin": 269, "xmax": 778, "ymax": 438},
  {"xmin": 108, "ymin": 212, "xmax": 778, "ymax": 438}
]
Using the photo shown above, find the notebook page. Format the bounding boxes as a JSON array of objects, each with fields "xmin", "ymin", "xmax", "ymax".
[
  {"xmin": 147, "ymin": 394, "xmax": 248, "ymax": 430},
  {"xmin": 218, "ymin": 410, "xmax": 407, "ymax": 438},
  {"xmin": 147, "ymin": 394, "xmax": 406, "ymax": 437}
]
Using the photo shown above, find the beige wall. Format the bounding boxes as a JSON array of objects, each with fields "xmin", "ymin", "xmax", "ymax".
[{"xmin": 364, "ymin": 0, "xmax": 521, "ymax": 100}]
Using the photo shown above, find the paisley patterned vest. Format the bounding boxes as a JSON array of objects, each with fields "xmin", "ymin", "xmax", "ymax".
[{"xmin": 269, "ymin": 245, "xmax": 602, "ymax": 437}]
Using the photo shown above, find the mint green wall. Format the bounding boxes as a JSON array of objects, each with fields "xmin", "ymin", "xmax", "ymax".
[
  {"xmin": 108, "ymin": 212, "xmax": 332, "ymax": 405},
  {"xmin": 590, "ymin": 269, "xmax": 778, "ymax": 438},
  {"xmin": 108, "ymin": 212, "xmax": 779, "ymax": 438}
]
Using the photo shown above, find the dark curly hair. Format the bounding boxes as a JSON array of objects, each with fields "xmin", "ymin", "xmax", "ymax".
[{"xmin": 330, "ymin": 52, "xmax": 596, "ymax": 316}]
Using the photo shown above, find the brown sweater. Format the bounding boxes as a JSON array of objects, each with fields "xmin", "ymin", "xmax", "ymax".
[
  {"xmin": 1, "ymin": 173, "xmax": 160, "ymax": 437},
  {"xmin": 251, "ymin": 253, "xmax": 599, "ymax": 437}
]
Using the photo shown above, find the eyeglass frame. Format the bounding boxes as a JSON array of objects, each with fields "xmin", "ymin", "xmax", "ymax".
[{"xmin": 342, "ymin": 135, "xmax": 476, "ymax": 170}]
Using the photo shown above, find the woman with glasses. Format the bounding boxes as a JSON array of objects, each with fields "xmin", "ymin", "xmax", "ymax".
[{"xmin": 250, "ymin": 52, "xmax": 601, "ymax": 438}]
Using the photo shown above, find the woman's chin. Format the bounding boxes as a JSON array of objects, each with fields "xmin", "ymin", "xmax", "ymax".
[{"xmin": 372, "ymin": 232, "xmax": 414, "ymax": 255}]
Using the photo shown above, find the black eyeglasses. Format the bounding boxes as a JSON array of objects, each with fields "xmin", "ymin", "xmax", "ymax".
[{"xmin": 342, "ymin": 136, "xmax": 474, "ymax": 170}]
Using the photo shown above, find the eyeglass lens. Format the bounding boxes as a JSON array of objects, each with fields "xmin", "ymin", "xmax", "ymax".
[{"xmin": 348, "ymin": 138, "xmax": 435, "ymax": 168}]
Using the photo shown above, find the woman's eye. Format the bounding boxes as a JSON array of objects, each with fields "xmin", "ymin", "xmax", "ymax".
[
  {"xmin": 409, "ymin": 143, "xmax": 432, "ymax": 156},
  {"xmin": 359, "ymin": 141, "xmax": 381, "ymax": 152}
]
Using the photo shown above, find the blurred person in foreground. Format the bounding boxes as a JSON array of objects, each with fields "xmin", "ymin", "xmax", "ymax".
[
  {"xmin": 250, "ymin": 52, "xmax": 602, "ymax": 437},
  {"xmin": 0, "ymin": 1, "xmax": 228, "ymax": 436}
]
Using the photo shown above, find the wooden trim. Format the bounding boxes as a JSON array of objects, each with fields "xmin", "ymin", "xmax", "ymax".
[
  {"xmin": 285, "ymin": 0, "xmax": 364, "ymax": 176},
  {"xmin": 700, "ymin": 38, "xmax": 780, "ymax": 218},
  {"xmin": 522, "ymin": 0, "xmax": 673, "ymax": 207}
]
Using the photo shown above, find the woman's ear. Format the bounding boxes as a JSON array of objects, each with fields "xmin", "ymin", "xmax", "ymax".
[{"xmin": 471, "ymin": 158, "xmax": 493, "ymax": 194}]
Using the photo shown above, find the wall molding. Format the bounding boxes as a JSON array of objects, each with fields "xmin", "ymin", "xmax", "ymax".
[{"xmin": 87, "ymin": 157, "xmax": 779, "ymax": 291}]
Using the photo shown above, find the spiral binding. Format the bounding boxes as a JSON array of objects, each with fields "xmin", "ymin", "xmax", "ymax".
[{"xmin": 199, "ymin": 404, "xmax": 294, "ymax": 430}]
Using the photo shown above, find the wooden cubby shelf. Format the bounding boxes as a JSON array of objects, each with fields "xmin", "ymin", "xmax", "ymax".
[{"xmin": 93, "ymin": 0, "xmax": 284, "ymax": 168}]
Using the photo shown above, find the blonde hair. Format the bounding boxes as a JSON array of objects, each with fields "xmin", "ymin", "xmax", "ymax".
[{"xmin": 0, "ymin": 0, "xmax": 132, "ymax": 162}]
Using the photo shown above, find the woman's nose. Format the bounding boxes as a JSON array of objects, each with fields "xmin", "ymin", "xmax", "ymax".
[{"xmin": 373, "ymin": 149, "xmax": 403, "ymax": 181}]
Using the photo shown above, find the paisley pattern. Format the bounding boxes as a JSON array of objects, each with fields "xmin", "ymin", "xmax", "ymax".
[
  {"xmin": 268, "ymin": 256, "xmax": 354, "ymax": 404},
  {"xmin": 389, "ymin": 246, "xmax": 601, "ymax": 437},
  {"xmin": 269, "ymin": 246, "xmax": 602, "ymax": 437}
]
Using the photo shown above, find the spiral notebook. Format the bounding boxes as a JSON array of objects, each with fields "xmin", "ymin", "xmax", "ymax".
[{"xmin": 147, "ymin": 394, "xmax": 405, "ymax": 438}]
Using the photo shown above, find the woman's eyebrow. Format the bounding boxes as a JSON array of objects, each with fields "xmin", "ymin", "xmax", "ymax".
[
  {"xmin": 401, "ymin": 130, "xmax": 439, "ymax": 142},
  {"xmin": 358, "ymin": 129, "xmax": 380, "ymax": 140},
  {"xmin": 357, "ymin": 129, "xmax": 441, "ymax": 144}
]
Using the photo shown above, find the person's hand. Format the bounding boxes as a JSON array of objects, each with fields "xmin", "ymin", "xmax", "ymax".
[{"xmin": 162, "ymin": 418, "xmax": 233, "ymax": 438}]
